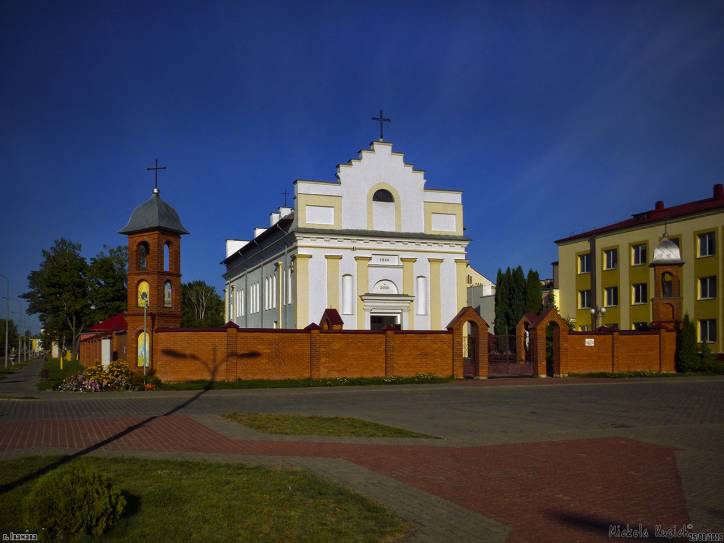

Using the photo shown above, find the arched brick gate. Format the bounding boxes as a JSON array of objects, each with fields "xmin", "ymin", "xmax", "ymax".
[{"xmin": 516, "ymin": 308, "xmax": 569, "ymax": 377}]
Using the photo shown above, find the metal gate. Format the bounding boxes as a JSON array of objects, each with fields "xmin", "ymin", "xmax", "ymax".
[{"xmin": 487, "ymin": 333, "xmax": 535, "ymax": 377}]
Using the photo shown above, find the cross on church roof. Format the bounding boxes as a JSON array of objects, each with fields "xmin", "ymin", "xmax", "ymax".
[
  {"xmin": 280, "ymin": 190, "xmax": 290, "ymax": 208},
  {"xmin": 146, "ymin": 158, "xmax": 167, "ymax": 193},
  {"xmin": 371, "ymin": 109, "xmax": 391, "ymax": 141}
]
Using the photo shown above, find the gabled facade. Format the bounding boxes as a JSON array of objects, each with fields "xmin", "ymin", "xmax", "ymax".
[{"xmin": 223, "ymin": 140, "xmax": 469, "ymax": 330}]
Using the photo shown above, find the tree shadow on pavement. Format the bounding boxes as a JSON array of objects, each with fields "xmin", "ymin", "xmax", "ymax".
[{"xmin": 0, "ymin": 347, "xmax": 259, "ymax": 495}]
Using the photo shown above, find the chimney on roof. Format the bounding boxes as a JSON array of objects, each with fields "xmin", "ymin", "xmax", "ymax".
[
  {"xmin": 654, "ymin": 200, "xmax": 665, "ymax": 210},
  {"xmin": 714, "ymin": 183, "xmax": 724, "ymax": 200}
]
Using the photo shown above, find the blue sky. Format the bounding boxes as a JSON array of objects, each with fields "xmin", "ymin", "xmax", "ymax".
[{"xmin": 2, "ymin": 0, "xmax": 723, "ymax": 333}]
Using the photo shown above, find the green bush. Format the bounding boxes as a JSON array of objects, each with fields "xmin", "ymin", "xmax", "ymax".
[
  {"xmin": 676, "ymin": 314, "xmax": 699, "ymax": 372},
  {"xmin": 22, "ymin": 466, "xmax": 126, "ymax": 541},
  {"xmin": 698, "ymin": 343, "xmax": 720, "ymax": 373}
]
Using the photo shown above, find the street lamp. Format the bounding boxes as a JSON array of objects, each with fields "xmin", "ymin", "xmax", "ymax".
[
  {"xmin": 140, "ymin": 291, "xmax": 149, "ymax": 385},
  {"xmin": 590, "ymin": 306, "xmax": 607, "ymax": 329},
  {"xmin": 0, "ymin": 274, "xmax": 9, "ymax": 369},
  {"xmin": 8, "ymin": 301, "xmax": 26, "ymax": 364}
]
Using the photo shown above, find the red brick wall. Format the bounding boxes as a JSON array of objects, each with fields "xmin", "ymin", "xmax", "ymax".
[
  {"xmin": 149, "ymin": 327, "xmax": 458, "ymax": 382},
  {"xmin": 391, "ymin": 332, "xmax": 453, "ymax": 376},
  {"xmin": 566, "ymin": 330, "xmax": 676, "ymax": 374},
  {"xmin": 318, "ymin": 332, "xmax": 386, "ymax": 378}
]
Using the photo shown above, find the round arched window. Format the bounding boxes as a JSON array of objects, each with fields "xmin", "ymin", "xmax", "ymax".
[
  {"xmin": 372, "ymin": 189, "xmax": 394, "ymax": 202},
  {"xmin": 662, "ymin": 272, "xmax": 673, "ymax": 298},
  {"xmin": 137, "ymin": 242, "xmax": 150, "ymax": 270}
]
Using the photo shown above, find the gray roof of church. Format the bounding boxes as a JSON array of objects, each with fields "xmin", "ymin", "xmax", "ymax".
[{"xmin": 119, "ymin": 190, "xmax": 189, "ymax": 235}]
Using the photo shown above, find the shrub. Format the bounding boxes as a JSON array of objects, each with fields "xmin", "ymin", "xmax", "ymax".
[
  {"xmin": 22, "ymin": 466, "xmax": 126, "ymax": 541},
  {"xmin": 676, "ymin": 314, "xmax": 698, "ymax": 372},
  {"xmin": 698, "ymin": 343, "xmax": 718, "ymax": 373}
]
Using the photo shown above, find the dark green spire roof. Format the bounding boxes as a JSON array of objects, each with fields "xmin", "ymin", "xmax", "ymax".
[{"xmin": 119, "ymin": 188, "xmax": 189, "ymax": 235}]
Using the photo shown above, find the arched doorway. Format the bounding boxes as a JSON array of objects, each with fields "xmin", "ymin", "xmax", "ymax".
[{"xmin": 463, "ymin": 320, "xmax": 479, "ymax": 378}]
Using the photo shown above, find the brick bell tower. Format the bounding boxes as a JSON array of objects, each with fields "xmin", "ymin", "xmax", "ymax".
[
  {"xmin": 119, "ymin": 172, "xmax": 189, "ymax": 371},
  {"xmin": 650, "ymin": 232, "xmax": 684, "ymax": 331}
]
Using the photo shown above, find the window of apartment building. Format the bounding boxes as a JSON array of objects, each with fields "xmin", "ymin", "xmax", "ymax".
[
  {"xmin": 698, "ymin": 231, "xmax": 716, "ymax": 257},
  {"xmin": 578, "ymin": 253, "xmax": 590, "ymax": 274},
  {"xmin": 604, "ymin": 286, "xmax": 618, "ymax": 307},
  {"xmin": 632, "ymin": 244, "xmax": 647, "ymax": 265},
  {"xmin": 699, "ymin": 319, "xmax": 717, "ymax": 343},
  {"xmin": 699, "ymin": 276, "xmax": 717, "ymax": 300},
  {"xmin": 632, "ymin": 283, "xmax": 648, "ymax": 304},
  {"xmin": 603, "ymin": 248, "xmax": 618, "ymax": 270},
  {"xmin": 578, "ymin": 289, "xmax": 591, "ymax": 309}
]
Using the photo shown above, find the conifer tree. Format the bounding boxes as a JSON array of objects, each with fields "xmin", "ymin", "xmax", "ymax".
[
  {"xmin": 493, "ymin": 269, "xmax": 508, "ymax": 336},
  {"xmin": 676, "ymin": 314, "xmax": 698, "ymax": 373},
  {"xmin": 525, "ymin": 269, "xmax": 543, "ymax": 314},
  {"xmin": 511, "ymin": 266, "xmax": 527, "ymax": 327}
]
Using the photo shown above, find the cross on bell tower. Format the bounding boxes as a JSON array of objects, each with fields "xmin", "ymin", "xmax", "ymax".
[{"xmin": 146, "ymin": 159, "xmax": 167, "ymax": 193}]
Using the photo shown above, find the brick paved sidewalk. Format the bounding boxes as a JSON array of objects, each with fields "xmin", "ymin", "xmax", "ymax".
[{"xmin": 0, "ymin": 414, "xmax": 689, "ymax": 542}]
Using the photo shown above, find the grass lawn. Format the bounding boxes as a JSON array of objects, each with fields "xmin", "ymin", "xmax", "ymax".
[
  {"xmin": 569, "ymin": 369, "xmax": 724, "ymax": 378},
  {"xmin": 224, "ymin": 412, "xmax": 436, "ymax": 439},
  {"xmin": 158, "ymin": 374, "xmax": 452, "ymax": 390},
  {"xmin": 0, "ymin": 456, "xmax": 407, "ymax": 543},
  {"xmin": 37, "ymin": 358, "xmax": 84, "ymax": 390}
]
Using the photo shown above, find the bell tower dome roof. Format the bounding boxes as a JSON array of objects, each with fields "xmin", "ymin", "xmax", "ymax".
[
  {"xmin": 651, "ymin": 234, "xmax": 683, "ymax": 266},
  {"xmin": 119, "ymin": 188, "xmax": 189, "ymax": 235}
]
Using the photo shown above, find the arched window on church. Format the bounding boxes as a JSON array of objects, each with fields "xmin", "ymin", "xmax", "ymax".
[
  {"xmin": 163, "ymin": 242, "xmax": 171, "ymax": 272},
  {"xmin": 373, "ymin": 189, "xmax": 394, "ymax": 202},
  {"xmin": 137, "ymin": 280, "xmax": 150, "ymax": 308},
  {"xmin": 416, "ymin": 276, "xmax": 428, "ymax": 315},
  {"xmin": 164, "ymin": 281, "xmax": 173, "ymax": 308},
  {"xmin": 137, "ymin": 242, "xmax": 150, "ymax": 271},
  {"xmin": 372, "ymin": 188, "xmax": 396, "ymax": 231},
  {"xmin": 662, "ymin": 272, "xmax": 674, "ymax": 298},
  {"xmin": 342, "ymin": 274, "xmax": 353, "ymax": 314}
]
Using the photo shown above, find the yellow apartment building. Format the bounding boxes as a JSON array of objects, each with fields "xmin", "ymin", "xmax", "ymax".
[{"xmin": 556, "ymin": 184, "xmax": 724, "ymax": 353}]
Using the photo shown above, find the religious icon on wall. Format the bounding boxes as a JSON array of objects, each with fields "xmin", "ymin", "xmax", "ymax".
[
  {"xmin": 164, "ymin": 281, "xmax": 172, "ymax": 307},
  {"xmin": 137, "ymin": 281, "xmax": 150, "ymax": 307},
  {"xmin": 137, "ymin": 332, "xmax": 149, "ymax": 367}
]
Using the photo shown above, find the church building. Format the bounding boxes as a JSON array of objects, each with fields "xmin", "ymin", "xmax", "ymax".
[{"xmin": 223, "ymin": 139, "xmax": 470, "ymax": 330}]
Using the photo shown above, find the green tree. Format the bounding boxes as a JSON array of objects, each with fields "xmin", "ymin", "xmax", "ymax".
[
  {"xmin": 493, "ymin": 269, "xmax": 508, "ymax": 336},
  {"xmin": 675, "ymin": 314, "xmax": 698, "ymax": 373},
  {"xmin": 88, "ymin": 245, "xmax": 127, "ymax": 324},
  {"xmin": 510, "ymin": 266, "xmax": 527, "ymax": 330},
  {"xmin": 525, "ymin": 269, "xmax": 543, "ymax": 315},
  {"xmin": 181, "ymin": 281, "xmax": 224, "ymax": 327},
  {"xmin": 23, "ymin": 239, "xmax": 91, "ymax": 361}
]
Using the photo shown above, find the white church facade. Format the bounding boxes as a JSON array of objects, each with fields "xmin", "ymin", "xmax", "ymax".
[{"xmin": 222, "ymin": 140, "xmax": 470, "ymax": 330}]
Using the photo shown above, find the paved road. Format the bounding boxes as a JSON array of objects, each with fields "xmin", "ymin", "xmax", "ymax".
[
  {"xmin": 1, "ymin": 372, "xmax": 723, "ymax": 542},
  {"xmin": 0, "ymin": 358, "xmax": 44, "ymax": 396}
]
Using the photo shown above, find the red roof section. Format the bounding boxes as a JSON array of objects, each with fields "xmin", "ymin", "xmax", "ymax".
[
  {"xmin": 556, "ymin": 184, "xmax": 724, "ymax": 244},
  {"xmin": 88, "ymin": 312, "xmax": 127, "ymax": 332}
]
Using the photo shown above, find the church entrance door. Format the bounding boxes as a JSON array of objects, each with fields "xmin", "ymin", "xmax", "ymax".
[{"xmin": 371, "ymin": 315, "xmax": 400, "ymax": 330}]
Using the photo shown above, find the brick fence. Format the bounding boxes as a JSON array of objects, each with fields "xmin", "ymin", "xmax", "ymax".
[
  {"xmin": 80, "ymin": 306, "xmax": 676, "ymax": 382},
  {"xmin": 516, "ymin": 307, "xmax": 677, "ymax": 377},
  {"xmin": 80, "ymin": 307, "xmax": 489, "ymax": 382}
]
